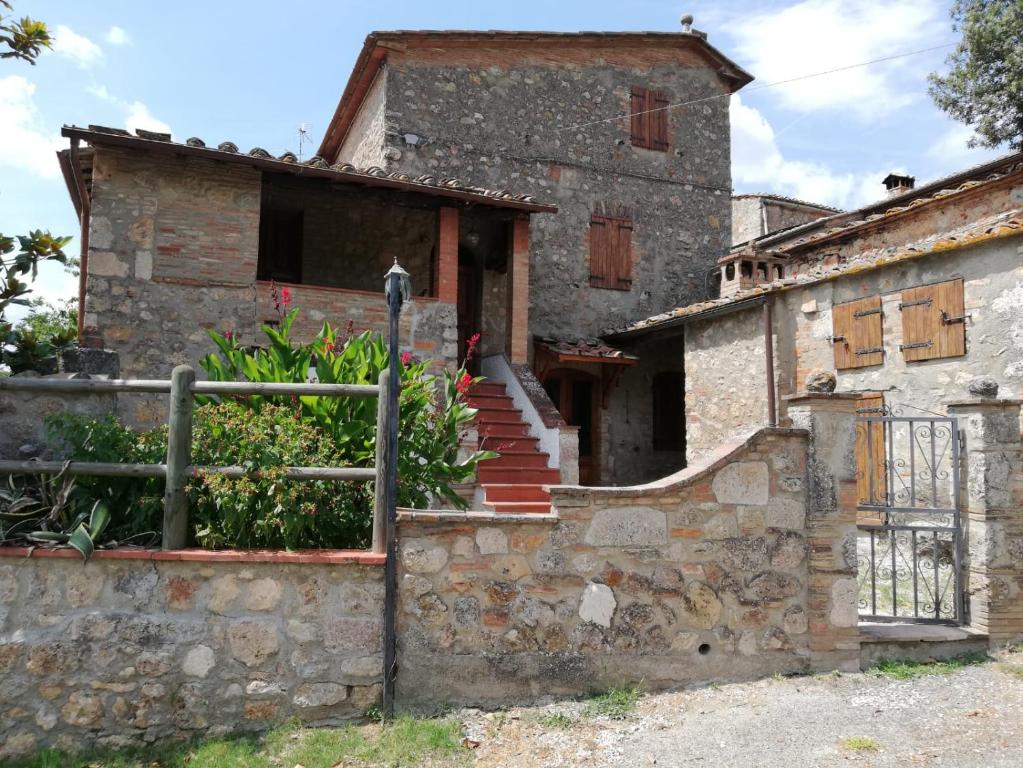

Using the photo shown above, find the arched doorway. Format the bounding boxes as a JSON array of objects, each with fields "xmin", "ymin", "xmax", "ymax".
[{"xmin": 542, "ymin": 368, "xmax": 600, "ymax": 485}]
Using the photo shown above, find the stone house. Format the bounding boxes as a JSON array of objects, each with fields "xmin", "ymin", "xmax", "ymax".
[
  {"xmin": 316, "ymin": 27, "xmax": 753, "ymax": 487},
  {"xmin": 731, "ymin": 193, "xmax": 839, "ymax": 246},
  {"xmin": 607, "ymin": 151, "xmax": 1023, "ymax": 462},
  {"xmin": 60, "ymin": 24, "xmax": 754, "ymax": 505}
]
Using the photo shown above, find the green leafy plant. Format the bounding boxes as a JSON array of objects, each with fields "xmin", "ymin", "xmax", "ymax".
[
  {"xmin": 188, "ymin": 402, "xmax": 372, "ymax": 550},
  {"xmin": 0, "ymin": 231, "xmax": 70, "ymax": 330},
  {"xmin": 582, "ymin": 686, "xmax": 641, "ymax": 720},
  {"xmin": 869, "ymin": 652, "xmax": 989, "ymax": 680},
  {"xmin": 200, "ymin": 304, "xmax": 494, "ymax": 510}
]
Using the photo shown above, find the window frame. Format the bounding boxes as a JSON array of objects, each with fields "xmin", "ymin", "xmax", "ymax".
[
  {"xmin": 630, "ymin": 86, "xmax": 670, "ymax": 152},
  {"xmin": 589, "ymin": 213, "xmax": 634, "ymax": 291}
]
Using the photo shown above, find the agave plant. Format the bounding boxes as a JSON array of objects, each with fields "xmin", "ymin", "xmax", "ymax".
[{"xmin": 0, "ymin": 465, "xmax": 111, "ymax": 560}]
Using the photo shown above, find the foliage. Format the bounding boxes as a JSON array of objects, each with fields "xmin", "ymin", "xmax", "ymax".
[
  {"xmin": 582, "ymin": 686, "xmax": 641, "ymax": 720},
  {"xmin": 0, "ymin": 466, "xmax": 113, "ymax": 561},
  {"xmin": 0, "ymin": 231, "xmax": 71, "ymax": 332},
  {"xmin": 200, "ymin": 305, "xmax": 494, "ymax": 511},
  {"xmin": 869, "ymin": 652, "xmax": 989, "ymax": 680},
  {"xmin": 928, "ymin": 0, "xmax": 1023, "ymax": 150},
  {"xmin": 0, "ymin": 0, "xmax": 52, "ymax": 65},
  {"xmin": 536, "ymin": 711, "xmax": 576, "ymax": 729},
  {"xmin": 2, "ymin": 298, "xmax": 77, "ymax": 374},
  {"xmin": 43, "ymin": 413, "xmax": 167, "ymax": 544},
  {"xmin": 188, "ymin": 402, "xmax": 372, "ymax": 550},
  {"xmin": 3, "ymin": 717, "xmax": 470, "ymax": 768}
]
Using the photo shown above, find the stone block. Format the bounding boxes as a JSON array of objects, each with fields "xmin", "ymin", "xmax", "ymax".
[
  {"xmin": 182, "ymin": 645, "xmax": 215, "ymax": 678},
  {"xmin": 476, "ymin": 527, "xmax": 508, "ymax": 555},
  {"xmin": 584, "ymin": 507, "xmax": 667, "ymax": 547},
  {"xmin": 766, "ymin": 497, "xmax": 805, "ymax": 529},
  {"xmin": 228, "ymin": 620, "xmax": 280, "ymax": 667},
  {"xmin": 401, "ymin": 540, "xmax": 449, "ymax": 574},
  {"xmin": 712, "ymin": 461, "xmax": 770, "ymax": 505},
  {"xmin": 578, "ymin": 582, "xmax": 616, "ymax": 628}
]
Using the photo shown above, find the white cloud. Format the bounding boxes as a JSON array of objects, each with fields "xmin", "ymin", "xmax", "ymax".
[
  {"xmin": 731, "ymin": 94, "xmax": 888, "ymax": 209},
  {"xmin": 0, "ymin": 76, "xmax": 63, "ymax": 179},
  {"xmin": 105, "ymin": 26, "xmax": 130, "ymax": 46},
  {"xmin": 125, "ymin": 101, "xmax": 171, "ymax": 135},
  {"xmin": 51, "ymin": 25, "xmax": 103, "ymax": 68},
  {"xmin": 730, "ymin": 0, "xmax": 944, "ymax": 119}
]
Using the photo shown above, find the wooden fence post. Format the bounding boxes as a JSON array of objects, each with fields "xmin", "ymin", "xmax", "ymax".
[
  {"xmin": 162, "ymin": 364, "xmax": 195, "ymax": 549},
  {"xmin": 372, "ymin": 369, "xmax": 390, "ymax": 555}
]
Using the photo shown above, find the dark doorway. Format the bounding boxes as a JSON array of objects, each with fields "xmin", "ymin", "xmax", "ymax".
[
  {"xmin": 457, "ymin": 258, "xmax": 481, "ymax": 373},
  {"xmin": 543, "ymin": 368, "xmax": 600, "ymax": 485}
]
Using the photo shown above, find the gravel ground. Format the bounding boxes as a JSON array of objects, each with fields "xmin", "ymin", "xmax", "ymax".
[{"xmin": 459, "ymin": 653, "xmax": 1023, "ymax": 768}]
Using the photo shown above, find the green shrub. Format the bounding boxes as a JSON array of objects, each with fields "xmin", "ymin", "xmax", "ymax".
[
  {"xmin": 188, "ymin": 402, "xmax": 372, "ymax": 550},
  {"xmin": 201, "ymin": 307, "xmax": 493, "ymax": 510}
]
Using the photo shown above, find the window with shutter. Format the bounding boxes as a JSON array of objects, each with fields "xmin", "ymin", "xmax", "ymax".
[
  {"xmin": 831, "ymin": 295, "xmax": 884, "ymax": 369},
  {"xmin": 630, "ymin": 86, "xmax": 669, "ymax": 151},
  {"xmin": 589, "ymin": 214, "xmax": 633, "ymax": 290},
  {"xmin": 899, "ymin": 278, "xmax": 966, "ymax": 361},
  {"xmin": 652, "ymin": 371, "xmax": 684, "ymax": 451}
]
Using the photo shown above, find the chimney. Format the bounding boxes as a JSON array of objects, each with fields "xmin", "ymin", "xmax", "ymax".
[
  {"xmin": 883, "ymin": 172, "xmax": 915, "ymax": 198},
  {"xmin": 680, "ymin": 13, "xmax": 694, "ymax": 33}
]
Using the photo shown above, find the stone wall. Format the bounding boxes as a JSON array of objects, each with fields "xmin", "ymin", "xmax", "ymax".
[
  {"xmin": 395, "ymin": 429, "xmax": 832, "ymax": 709},
  {"xmin": 0, "ymin": 550, "xmax": 384, "ymax": 758},
  {"xmin": 338, "ymin": 68, "xmax": 389, "ymax": 170},
  {"xmin": 337, "ymin": 48, "xmax": 734, "ymax": 340}
]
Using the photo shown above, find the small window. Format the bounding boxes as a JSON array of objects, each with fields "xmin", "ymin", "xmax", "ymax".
[
  {"xmin": 589, "ymin": 214, "xmax": 633, "ymax": 290},
  {"xmin": 257, "ymin": 207, "xmax": 303, "ymax": 283},
  {"xmin": 899, "ymin": 279, "xmax": 966, "ymax": 361},
  {"xmin": 630, "ymin": 86, "xmax": 669, "ymax": 151},
  {"xmin": 832, "ymin": 295, "xmax": 884, "ymax": 369},
  {"xmin": 652, "ymin": 371, "xmax": 684, "ymax": 451}
]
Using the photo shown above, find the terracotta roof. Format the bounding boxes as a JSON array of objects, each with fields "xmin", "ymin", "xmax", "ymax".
[
  {"xmin": 535, "ymin": 337, "xmax": 638, "ymax": 363},
  {"xmin": 742, "ymin": 152, "xmax": 1023, "ymax": 257},
  {"xmin": 731, "ymin": 193, "xmax": 841, "ymax": 213},
  {"xmin": 606, "ymin": 208, "xmax": 1023, "ymax": 339},
  {"xmin": 60, "ymin": 125, "xmax": 557, "ymax": 214},
  {"xmin": 318, "ymin": 29, "xmax": 755, "ymax": 160}
]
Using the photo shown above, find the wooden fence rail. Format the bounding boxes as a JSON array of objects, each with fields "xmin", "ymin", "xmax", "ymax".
[{"xmin": 0, "ymin": 365, "xmax": 391, "ymax": 553}]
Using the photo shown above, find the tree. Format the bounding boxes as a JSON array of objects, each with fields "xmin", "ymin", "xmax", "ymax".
[
  {"xmin": 0, "ymin": 0, "xmax": 51, "ymax": 64},
  {"xmin": 928, "ymin": 0, "xmax": 1023, "ymax": 150},
  {"xmin": 0, "ymin": 3, "xmax": 69, "ymax": 331}
]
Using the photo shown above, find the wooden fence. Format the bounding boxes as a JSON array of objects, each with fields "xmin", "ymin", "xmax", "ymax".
[{"xmin": 0, "ymin": 365, "xmax": 391, "ymax": 553}]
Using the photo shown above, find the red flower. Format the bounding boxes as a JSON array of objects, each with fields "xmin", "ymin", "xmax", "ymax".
[
  {"xmin": 281, "ymin": 286, "xmax": 292, "ymax": 307},
  {"xmin": 465, "ymin": 331, "xmax": 481, "ymax": 364},
  {"xmin": 401, "ymin": 351, "xmax": 412, "ymax": 367},
  {"xmin": 322, "ymin": 336, "xmax": 336, "ymax": 354},
  {"xmin": 455, "ymin": 372, "xmax": 472, "ymax": 396},
  {"xmin": 222, "ymin": 330, "xmax": 235, "ymax": 341}
]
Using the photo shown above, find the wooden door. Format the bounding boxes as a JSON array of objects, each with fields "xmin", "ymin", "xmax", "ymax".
[
  {"xmin": 856, "ymin": 392, "xmax": 887, "ymax": 525},
  {"xmin": 544, "ymin": 369, "xmax": 600, "ymax": 485},
  {"xmin": 457, "ymin": 263, "xmax": 480, "ymax": 373}
]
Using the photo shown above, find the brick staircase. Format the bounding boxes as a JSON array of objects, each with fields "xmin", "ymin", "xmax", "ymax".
[{"xmin": 468, "ymin": 382, "xmax": 560, "ymax": 514}]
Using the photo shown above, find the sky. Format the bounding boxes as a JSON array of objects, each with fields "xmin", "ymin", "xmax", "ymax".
[{"xmin": 1, "ymin": 0, "xmax": 1006, "ymax": 318}]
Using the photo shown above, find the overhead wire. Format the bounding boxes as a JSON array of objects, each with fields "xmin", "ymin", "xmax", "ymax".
[{"xmin": 554, "ymin": 41, "xmax": 958, "ymax": 134}]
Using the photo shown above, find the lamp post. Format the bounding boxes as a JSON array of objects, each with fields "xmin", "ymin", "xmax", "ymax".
[{"xmin": 382, "ymin": 260, "xmax": 410, "ymax": 719}]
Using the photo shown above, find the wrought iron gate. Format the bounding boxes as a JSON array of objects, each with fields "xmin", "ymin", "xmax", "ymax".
[{"xmin": 855, "ymin": 410, "xmax": 964, "ymax": 624}]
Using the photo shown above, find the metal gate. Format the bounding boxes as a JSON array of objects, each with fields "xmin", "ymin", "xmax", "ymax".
[{"xmin": 855, "ymin": 410, "xmax": 963, "ymax": 624}]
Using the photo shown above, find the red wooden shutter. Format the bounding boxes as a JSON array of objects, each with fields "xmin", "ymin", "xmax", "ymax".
[
  {"xmin": 631, "ymin": 86, "xmax": 648, "ymax": 148},
  {"xmin": 650, "ymin": 91, "xmax": 669, "ymax": 150}
]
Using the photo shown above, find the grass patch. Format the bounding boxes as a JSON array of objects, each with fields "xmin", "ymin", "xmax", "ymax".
[
  {"xmin": 3, "ymin": 717, "xmax": 467, "ymax": 768},
  {"xmin": 840, "ymin": 736, "xmax": 880, "ymax": 752},
  {"xmin": 582, "ymin": 686, "xmax": 641, "ymax": 720},
  {"xmin": 997, "ymin": 663, "xmax": 1023, "ymax": 679},
  {"xmin": 537, "ymin": 712, "xmax": 576, "ymax": 729},
  {"xmin": 869, "ymin": 652, "xmax": 989, "ymax": 680}
]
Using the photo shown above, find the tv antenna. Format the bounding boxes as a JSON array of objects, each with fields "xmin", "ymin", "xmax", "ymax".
[{"xmin": 298, "ymin": 123, "xmax": 312, "ymax": 160}]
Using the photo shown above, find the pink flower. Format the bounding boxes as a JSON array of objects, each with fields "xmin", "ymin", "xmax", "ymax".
[
  {"xmin": 222, "ymin": 330, "xmax": 235, "ymax": 341},
  {"xmin": 401, "ymin": 351, "xmax": 412, "ymax": 367},
  {"xmin": 281, "ymin": 287, "xmax": 292, "ymax": 307},
  {"xmin": 465, "ymin": 331, "xmax": 481, "ymax": 364}
]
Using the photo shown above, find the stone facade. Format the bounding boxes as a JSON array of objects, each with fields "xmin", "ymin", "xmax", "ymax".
[
  {"xmin": 0, "ymin": 551, "xmax": 383, "ymax": 757},
  {"xmin": 394, "ymin": 428, "xmax": 857, "ymax": 708},
  {"xmin": 731, "ymin": 195, "xmax": 837, "ymax": 246},
  {"xmin": 333, "ymin": 37, "xmax": 739, "ymax": 342},
  {"xmin": 683, "ymin": 237, "xmax": 1023, "ymax": 461}
]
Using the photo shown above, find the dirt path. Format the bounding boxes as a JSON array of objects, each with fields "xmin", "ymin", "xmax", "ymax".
[{"xmin": 460, "ymin": 656, "xmax": 1023, "ymax": 767}]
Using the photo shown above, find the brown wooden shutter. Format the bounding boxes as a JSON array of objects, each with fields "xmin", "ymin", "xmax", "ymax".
[
  {"xmin": 589, "ymin": 217, "xmax": 611, "ymax": 289},
  {"xmin": 613, "ymin": 219, "xmax": 633, "ymax": 289},
  {"xmin": 855, "ymin": 392, "xmax": 887, "ymax": 522},
  {"xmin": 650, "ymin": 91, "xmax": 669, "ymax": 151},
  {"xmin": 899, "ymin": 278, "xmax": 966, "ymax": 361},
  {"xmin": 630, "ymin": 87, "xmax": 648, "ymax": 148},
  {"xmin": 832, "ymin": 295, "xmax": 884, "ymax": 369}
]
